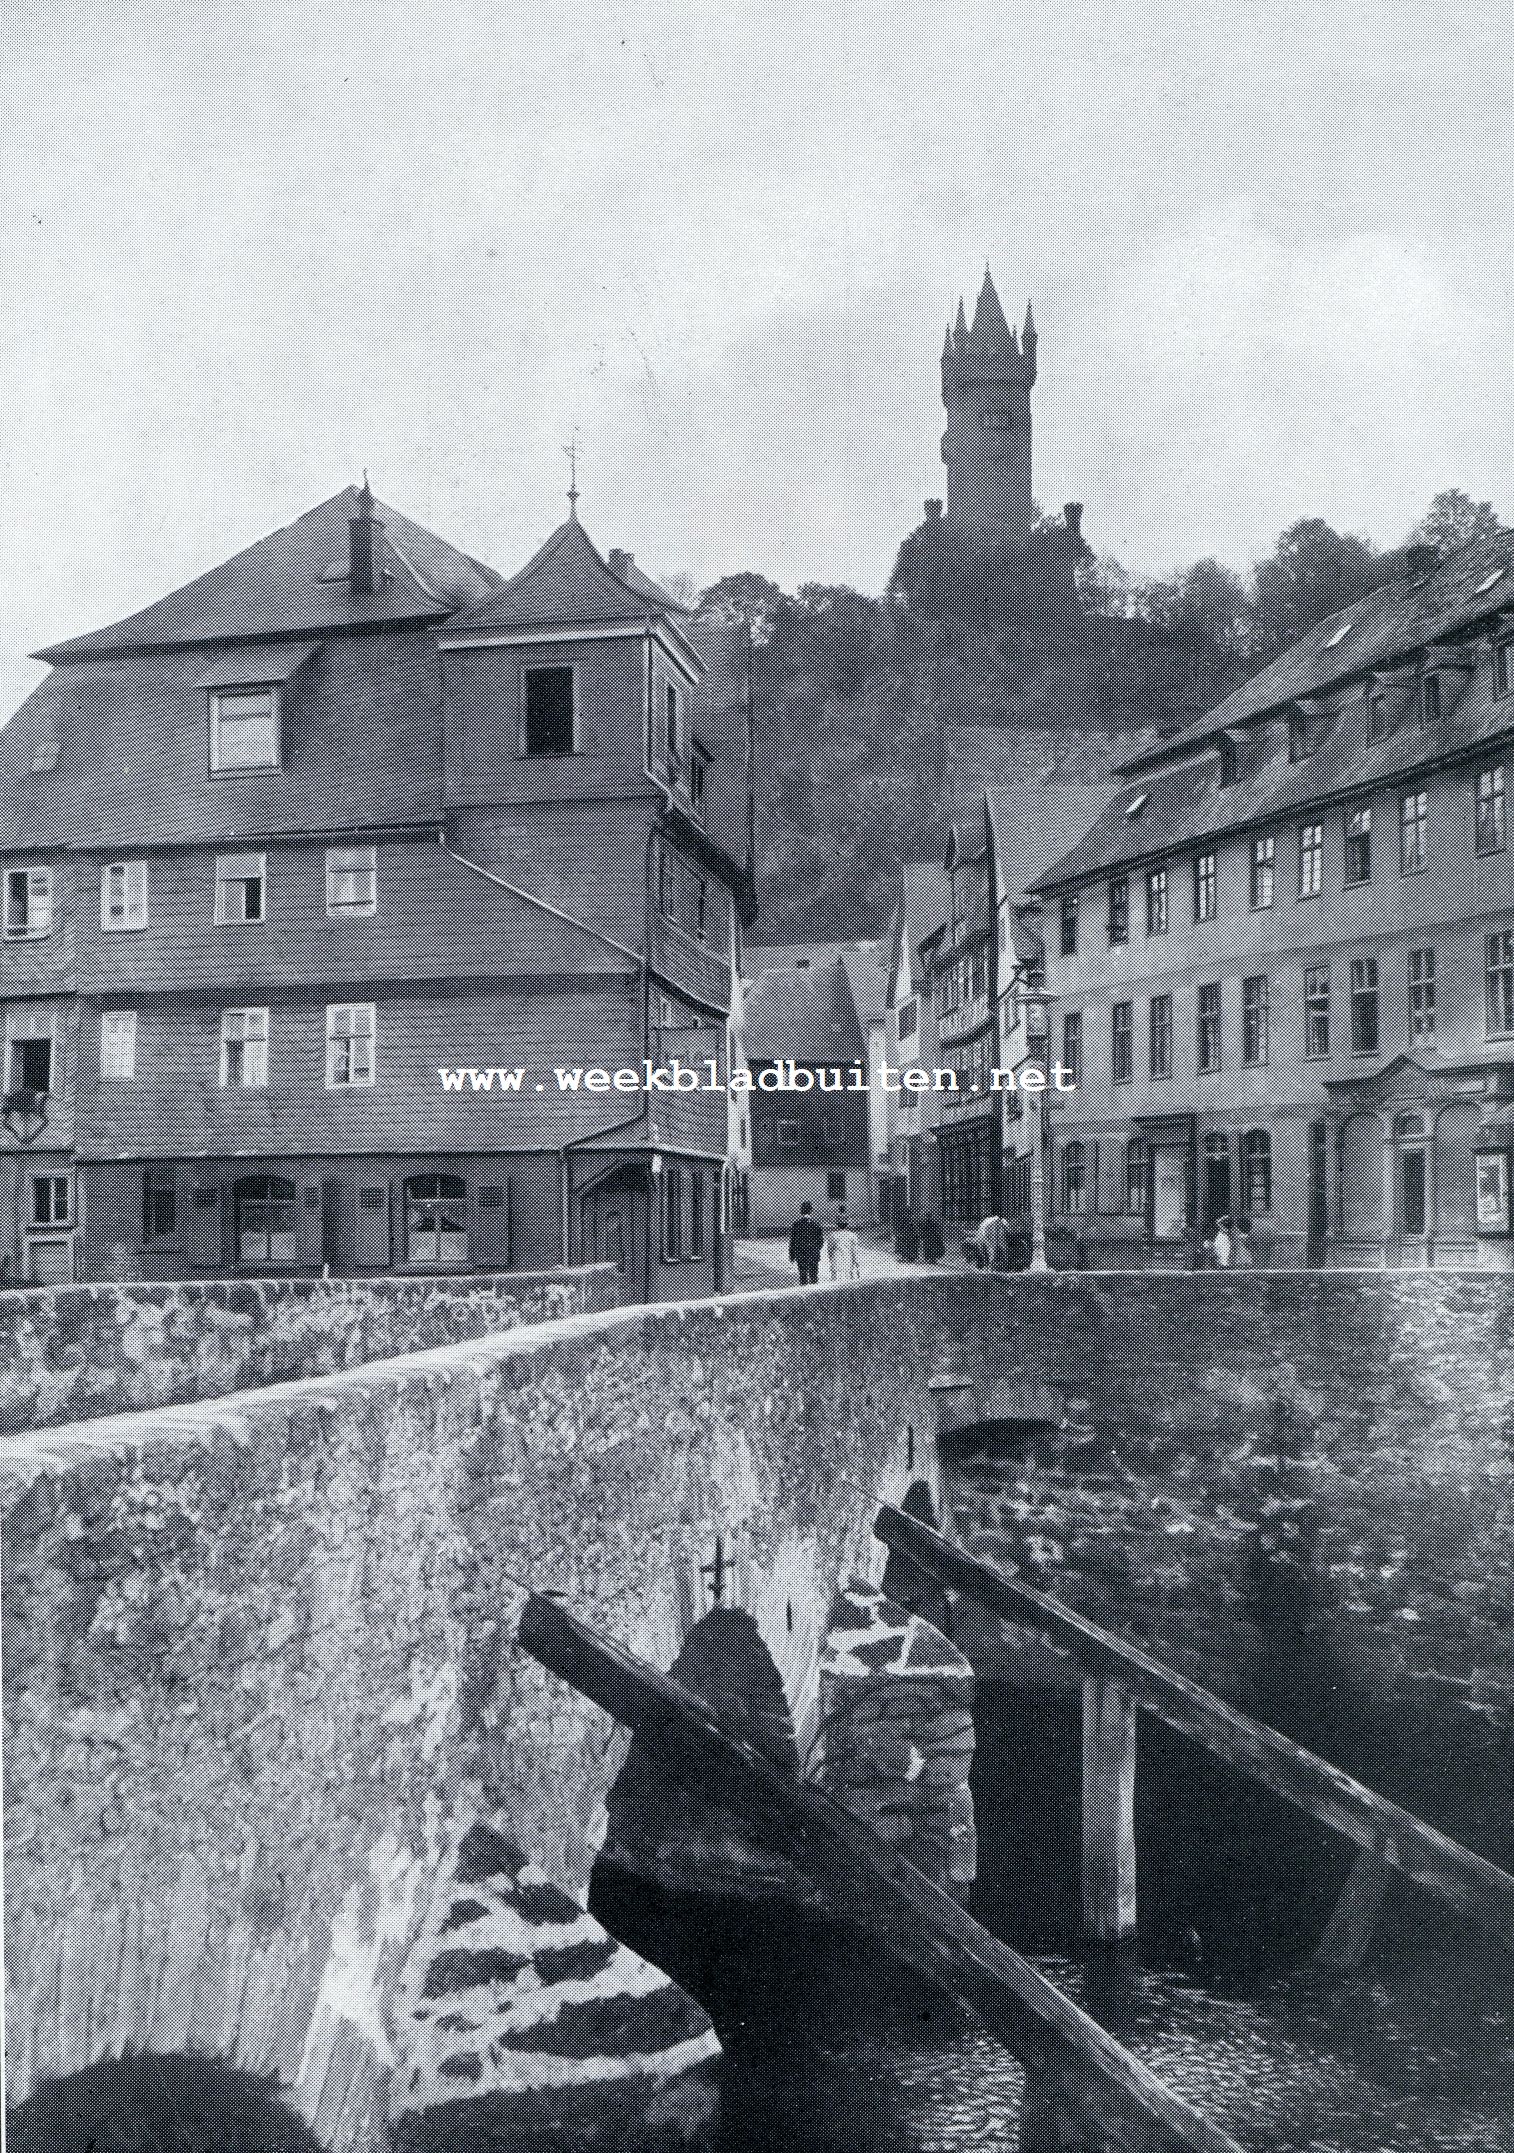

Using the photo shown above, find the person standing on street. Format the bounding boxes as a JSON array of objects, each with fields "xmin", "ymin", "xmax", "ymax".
[{"xmin": 788, "ymin": 1199, "xmax": 824, "ymax": 1285}]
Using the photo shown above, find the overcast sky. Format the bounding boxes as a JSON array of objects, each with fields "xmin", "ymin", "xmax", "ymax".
[{"xmin": 4, "ymin": 1, "xmax": 1512, "ymax": 718}]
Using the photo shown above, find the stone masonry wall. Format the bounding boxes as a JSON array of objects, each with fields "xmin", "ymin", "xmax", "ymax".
[
  {"xmin": 943, "ymin": 1271, "xmax": 1514, "ymax": 1867},
  {"xmin": 5, "ymin": 1270, "xmax": 1514, "ymax": 2147},
  {"xmin": 0, "ymin": 1267, "xmax": 620, "ymax": 1433}
]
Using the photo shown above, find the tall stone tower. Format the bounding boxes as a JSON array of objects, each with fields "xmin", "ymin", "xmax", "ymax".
[{"xmin": 940, "ymin": 267, "xmax": 1037, "ymax": 542}]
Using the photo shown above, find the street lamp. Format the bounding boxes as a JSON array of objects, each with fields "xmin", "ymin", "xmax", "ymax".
[{"xmin": 1017, "ymin": 982, "xmax": 1057, "ymax": 1274}]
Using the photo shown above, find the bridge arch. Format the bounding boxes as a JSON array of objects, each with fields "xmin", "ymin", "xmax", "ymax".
[{"xmin": 8, "ymin": 2054, "xmax": 322, "ymax": 2153}]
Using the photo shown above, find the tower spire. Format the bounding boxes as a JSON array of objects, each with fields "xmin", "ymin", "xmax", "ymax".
[{"xmin": 563, "ymin": 430, "xmax": 580, "ymax": 520}]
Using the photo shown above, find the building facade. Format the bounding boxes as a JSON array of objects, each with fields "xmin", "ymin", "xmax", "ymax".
[
  {"xmin": 743, "ymin": 954, "xmax": 875, "ymax": 1234},
  {"xmin": 1034, "ymin": 531, "xmax": 1514, "ymax": 1268},
  {"xmin": 0, "ymin": 488, "xmax": 755, "ymax": 1297}
]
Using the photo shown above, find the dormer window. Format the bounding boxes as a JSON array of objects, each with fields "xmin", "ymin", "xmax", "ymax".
[
  {"xmin": 1495, "ymin": 635, "xmax": 1514, "ymax": 701},
  {"xmin": 1367, "ymin": 690, "xmax": 1389, "ymax": 743},
  {"xmin": 1216, "ymin": 733, "xmax": 1238, "ymax": 787},
  {"xmin": 522, "ymin": 665, "xmax": 576, "ymax": 756},
  {"xmin": 1421, "ymin": 672, "xmax": 1442, "ymax": 726},
  {"xmin": 210, "ymin": 685, "xmax": 280, "ymax": 772},
  {"xmin": 1287, "ymin": 711, "xmax": 1315, "ymax": 762}
]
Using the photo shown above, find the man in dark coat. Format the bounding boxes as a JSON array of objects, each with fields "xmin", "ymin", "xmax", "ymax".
[{"xmin": 788, "ymin": 1200, "xmax": 824, "ymax": 1285}]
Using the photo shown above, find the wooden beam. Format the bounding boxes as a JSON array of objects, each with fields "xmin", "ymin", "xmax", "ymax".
[
  {"xmin": 1082, "ymin": 1675, "xmax": 1138, "ymax": 1942},
  {"xmin": 874, "ymin": 1505, "xmax": 1514, "ymax": 1951},
  {"xmin": 518, "ymin": 1593, "xmax": 1242, "ymax": 2153},
  {"xmin": 1314, "ymin": 1843, "xmax": 1392, "ymax": 1971}
]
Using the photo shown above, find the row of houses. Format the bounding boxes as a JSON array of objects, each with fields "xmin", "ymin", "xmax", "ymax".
[
  {"xmin": 0, "ymin": 485, "xmax": 756, "ymax": 1294},
  {"xmin": 874, "ymin": 530, "xmax": 1514, "ymax": 1268}
]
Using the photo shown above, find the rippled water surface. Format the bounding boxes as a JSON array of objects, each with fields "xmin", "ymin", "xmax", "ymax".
[{"xmin": 715, "ymin": 1934, "xmax": 1514, "ymax": 2152}]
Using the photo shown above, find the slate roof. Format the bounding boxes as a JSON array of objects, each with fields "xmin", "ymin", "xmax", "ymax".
[
  {"xmin": 446, "ymin": 515, "xmax": 685, "ymax": 637},
  {"xmin": 983, "ymin": 781, "xmax": 1121, "ymax": 901},
  {"xmin": 1127, "ymin": 527, "xmax": 1514, "ymax": 769},
  {"xmin": 36, "ymin": 488, "xmax": 502, "ymax": 659},
  {"xmin": 744, "ymin": 956, "xmax": 867, "ymax": 1065},
  {"xmin": 898, "ymin": 861, "xmax": 951, "ymax": 961},
  {"xmin": 746, "ymin": 941, "xmax": 887, "ymax": 1025}
]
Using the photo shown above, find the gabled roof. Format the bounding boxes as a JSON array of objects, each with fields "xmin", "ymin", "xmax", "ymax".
[
  {"xmin": 445, "ymin": 514, "xmax": 687, "ymax": 639},
  {"xmin": 746, "ymin": 941, "xmax": 887, "ymax": 1025},
  {"xmin": 36, "ymin": 488, "xmax": 503, "ymax": 659},
  {"xmin": 1128, "ymin": 527, "xmax": 1514, "ymax": 771},
  {"xmin": 899, "ymin": 861, "xmax": 951, "ymax": 958},
  {"xmin": 984, "ymin": 781, "xmax": 1122, "ymax": 901},
  {"xmin": 744, "ymin": 956, "xmax": 867, "ymax": 1065}
]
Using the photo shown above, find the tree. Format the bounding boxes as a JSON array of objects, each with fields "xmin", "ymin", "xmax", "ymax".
[
  {"xmin": 1249, "ymin": 518, "xmax": 1387, "ymax": 662},
  {"xmin": 695, "ymin": 571, "xmax": 784, "ymax": 643},
  {"xmin": 1410, "ymin": 488, "xmax": 1501, "ymax": 557}
]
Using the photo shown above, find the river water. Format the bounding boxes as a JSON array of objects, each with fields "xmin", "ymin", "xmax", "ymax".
[{"xmin": 701, "ymin": 1681, "xmax": 1514, "ymax": 2152}]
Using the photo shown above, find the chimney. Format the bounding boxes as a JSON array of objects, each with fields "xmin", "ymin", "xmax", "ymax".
[
  {"xmin": 349, "ymin": 475, "xmax": 385, "ymax": 596},
  {"xmin": 924, "ymin": 498, "xmax": 944, "ymax": 523},
  {"xmin": 608, "ymin": 548, "xmax": 633, "ymax": 582},
  {"xmin": 1062, "ymin": 502, "xmax": 1084, "ymax": 545}
]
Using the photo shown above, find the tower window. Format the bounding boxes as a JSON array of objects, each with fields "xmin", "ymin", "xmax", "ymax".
[{"xmin": 522, "ymin": 666, "xmax": 576, "ymax": 756}]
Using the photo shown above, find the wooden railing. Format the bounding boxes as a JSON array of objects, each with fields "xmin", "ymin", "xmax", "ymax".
[
  {"xmin": 874, "ymin": 1505, "xmax": 1514, "ymax": 1962},
  {"xmin": 519, "ymin": 1592, "xmax": 1241, "ymax": 2153}
]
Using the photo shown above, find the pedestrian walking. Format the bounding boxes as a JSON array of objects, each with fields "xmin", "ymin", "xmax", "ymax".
[
  {"xmin": 827, "ymin": 1207, "xmax": 861, "ymax": 1281},
  {"xmin": 788, "ymin": 1200, "xmax": 824, "ymax": 1285}
]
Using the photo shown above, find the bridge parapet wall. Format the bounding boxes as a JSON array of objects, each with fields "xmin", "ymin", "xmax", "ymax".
[
  {"xmin": 1, "ymin": 1280, "xmax": 950, "ymax": 2146},
  {"xmin": 0, "ymin": 1265, "xmax": 621, "ymax": 1434}
]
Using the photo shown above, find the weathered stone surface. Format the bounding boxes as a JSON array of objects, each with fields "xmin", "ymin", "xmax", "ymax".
[
  {"xmin": 5, "ymin": 1270, "xmax": 1514, "ymax": 2149},
  {"xmin": 0, "ymin": 1266, "xmax": 620, "ymax": 1432},
  {"xmin": 393, "ymin": 1824, "xmax": 718, "ymax": 2150}
]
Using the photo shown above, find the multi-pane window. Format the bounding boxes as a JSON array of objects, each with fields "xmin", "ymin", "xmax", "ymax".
[
  {"xmin": 1149, "ymin": 994, "xmax": 1172, "ymax": 1079},
  {"xmin": 1488, "ymin": 929, "xmax": 1514, "ymax": 1037},
  {"xmin": 1241, "ymin": 1129, "xmax": 1272, "ymax": 1215},
  {"xmin": 1349, "ymin": 957, "xmax": 1379, "ymax": 1054},
  {"xmin": 1060, "ymin": 893, "xmax": 1079, "ymax": 957},
  {"xmin": 1304, "ymin": 966, "xmax": 1331, "ymax": 1059},
  {"xmin": 1242, "ymin": 975, "xmax": 1269, "ymax": 1066},
  {"xmin": 1125, "ymin": 1136, "xmax": 1149, "ymax": 1217},
  {"xmin": 215, "ymin": 852, "xmax": 265, "ymax": 924},
  {"xmin": 220, "ymin": 1007, "xmax": 269, "ymax": 1088},
  {"xmin": 30, "ymin": 1173, "xmax": 71, "ymax": 1227},
  {"xmin": 326, "ymin": 1003, "xmax": 375, "ymax": 1087},
  {"xmin": 1408, "ymin": 947, "xmax": 1436, "ymax": 1042},
  {"xmin": 1061, "ymin": 1011, "xmax": 1082, "ymax": 1085},
  {"xmin": 1107, "ymin": 875, "xmax": 1129, "ymax": 945},
  {"xmin": 1400, "ymin": 789, "xmax": 1429, "ymax": 874},
  {"xmin": 1298, "ymin": 821, "xmax": 1324, "ymax": 899},
  {"xmin": 101, "ymin": 860, "xmax": 148, "ymax": 931},
  {"xmin": 1344, "ymin": 806, "xmax": 1372, "ymax": 885},
  {"xmin": 1475, "ymin": 766, "xmax": 1507, "ymax": 855},
  {"xmin": 1061, "ymin": 1141, "xmax": 1086, "ymax": 1215},
  {"xmin": 1146, "ymin": 866, "xmax": 1168, "ymax": 935},
  {"xmin": 1197, "ymin": 981, "xmax": 1221, "ymax": 1072},
  {"xmin": 4, "ymin": 865, "xmax": 53, "ymax": 939},
  {"xmin": 522, "ymin": 666, "xmax": 575, "ymax": 756},
  {"xmin": 100, "ymin": 1010, "xmax": 137, "ymax": 1081},
  {"xmin": 1496, "ymin": 638, "xmax": 1514, "ymax": 700},
  {"xmin": 1111, "ymin": 1000, "xmax": 1133, "ymax": 1083},
  {"xmin": 1193, "ymin": 850, "xmax": 1217, "ymax": 921},
  {"xmin": 210, "ymin": 685, "xmax": 280, "ymax": 771},
  {"xmin": 406, "ymin": 1173, "xmax": 469, "ymax": 1265},
  {"xmin": 1249, "ymin": 835, "xmax": 1274, "ymax": 910},
  {"xmin": 326, "ymin": 846, "xmax": 377, "ymax": 915}
]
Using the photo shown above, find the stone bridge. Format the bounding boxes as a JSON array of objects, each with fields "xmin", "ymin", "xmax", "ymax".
[{"xmin": 5, "ymin": 1272, "xmax": 1513, "ymax": 2149}]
